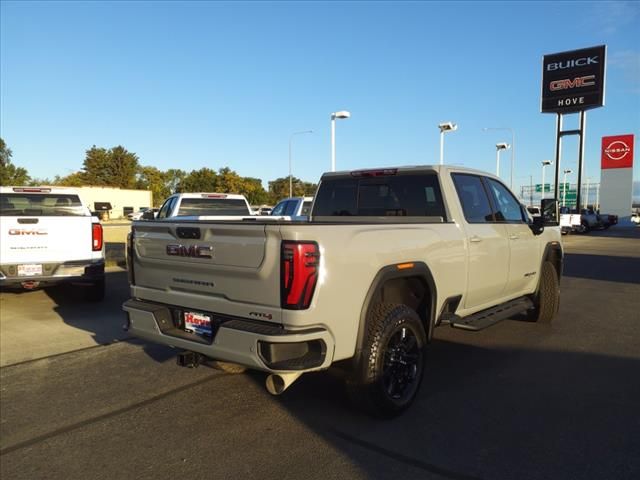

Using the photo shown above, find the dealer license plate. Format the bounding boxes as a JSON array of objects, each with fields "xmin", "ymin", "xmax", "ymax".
[
  {"xmin": 18, "ymin": 264, "xmax": 43, "ymax": 276},
  {"xmin": 184, "ymin": 311, "xmax": 212, "ymax": 336}
]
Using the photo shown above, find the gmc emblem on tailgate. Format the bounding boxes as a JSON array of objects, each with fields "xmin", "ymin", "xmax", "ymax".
[
  {"xmin": 166, "ymin": 244, "xmax": 213, "ymax": 259},
  {"xmin": 9, "ymin": 229, "xmax": 47, "ymax": 235}
]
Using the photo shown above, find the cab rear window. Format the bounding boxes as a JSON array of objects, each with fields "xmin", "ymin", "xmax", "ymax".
[
  {"xmin": 176, "ymin": 198, "xmax": 250, "ymax": 216},
  {"xmin": 313, "ymin": 173, "xmax": 446, "ymax": 220},
  {"xmin": 0, "ymin": 193, "xmax": 87, "ymax": 216}
]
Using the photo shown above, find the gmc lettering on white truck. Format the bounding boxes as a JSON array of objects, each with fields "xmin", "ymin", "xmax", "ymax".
[{"xmin": 123, "ymin": 166, "xmax": 562, "ymax": 417}]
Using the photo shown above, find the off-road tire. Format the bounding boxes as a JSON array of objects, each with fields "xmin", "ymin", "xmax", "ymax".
[
  {"xmin": 529, "ymin": 261, "xmax": 559, "ymax": 323},
  {"xmin": 581, "ymin": 221, "xmax": 590, "ymax": 233},
  {"xmin": 346, "ymin": 303, "xmax": 426, "ymax": 418},
  {"xmin": 84, "ymin": 279, "xmax": 105, "ymax": 302}
]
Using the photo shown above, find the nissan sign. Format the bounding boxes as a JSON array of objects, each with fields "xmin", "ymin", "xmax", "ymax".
[
  {"xmin": 601, "ymin": 134, "xmax": 634, "ymax": 169},
  {"xmin": 541, "ymin": 45, "xmax": 606, "ymax": 113}
]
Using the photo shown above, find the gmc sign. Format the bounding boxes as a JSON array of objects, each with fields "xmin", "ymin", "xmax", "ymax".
[
  {"xmin": 166, "ymin": 244, "xmax": 213, "ymax": 259},
  {"xmin": 541, "ymin": 45, "xmax": 606, "ymax": 113}
]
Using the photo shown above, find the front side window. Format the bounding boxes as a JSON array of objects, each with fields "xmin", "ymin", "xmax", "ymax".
[
  {"xmin": 486, "ymin": 179, "xmax": 526, "ymax": 223},
  {"xmin": 156, "ymin": 197, "xmax": 175, "ymax": 219},
  {"xmin": 451, "ymin": 174, "xmax": 494, "ymax": 223}
]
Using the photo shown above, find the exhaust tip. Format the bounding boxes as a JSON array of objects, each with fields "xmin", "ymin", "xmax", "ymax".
[{"xmin": 265, "ymin": 372, "xmax": 302, "ymax": 395}]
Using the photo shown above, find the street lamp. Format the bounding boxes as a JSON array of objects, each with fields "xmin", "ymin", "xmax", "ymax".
[
  {"xmin": 495, "ymin": 142, "xmax": 510, "ymax": 177},
  {"xmin": 330, "ymin": 110, "xmax": 351, "ymax": 172},
  {"xmin": 541, "ymin": 160, "xmax": 553, "ymax": 200},
  {"xmin": 289, "ymin": 130, "xmax": 313, "ymax": 198},
  {"xmin": 483, "ymin": 127, "xmax": 515, "ymax": 189},
  {"xmin": 438, "ymin": 122, "xmax": 457, "ymax": 165},
  {"xmin": 562, "ymin": 169, "xmax": 572, "ymax": 207}
]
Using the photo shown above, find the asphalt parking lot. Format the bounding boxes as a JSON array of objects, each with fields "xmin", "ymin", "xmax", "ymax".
[{"xmin": 1, "ymin": 228, "xmax": 639, "ymax": 480}]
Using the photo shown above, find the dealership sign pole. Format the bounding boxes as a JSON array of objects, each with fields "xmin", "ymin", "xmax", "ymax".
[{"xmin": 541, "ymin": 45, "xmax": 606, "ymax": 210}]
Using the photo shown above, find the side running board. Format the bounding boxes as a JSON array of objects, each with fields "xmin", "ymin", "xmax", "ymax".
[{"xmin": 447, "ymin": 297, "xmax": 534, "ymax": 332}]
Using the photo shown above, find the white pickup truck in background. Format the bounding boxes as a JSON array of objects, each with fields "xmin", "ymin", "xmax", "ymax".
[
  {"xmin": 147, "ymin": 192, "xmax": 255, "ymax": 220},
  {"xmin": 0, "ymin": 186, "xmax": 105, "ymax": 301}
]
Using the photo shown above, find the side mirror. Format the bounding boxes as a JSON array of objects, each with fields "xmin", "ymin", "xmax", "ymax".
[
  {"xmin": 141, "ymin": 210, "xmax": 156, "ymax": 220},
  {"xmin": 530, "ymin": 216, "xmax": 545, "ymax": 235},
  {"xmin": 541, "ymin": 198, "xmax": 559, "ymax": 226}
]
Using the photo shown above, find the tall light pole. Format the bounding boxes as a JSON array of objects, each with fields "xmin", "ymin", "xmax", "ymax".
[
  {"xmin": 289, "ymin": 130, "xmax": 313, "ymax": 198},
  {"xmin": 483, "ymin": 127, "xmax": 515, "ymax": 188},
  {"xmin": 330, "ymin": 110, "xmax": 351, "ymax": 172},
  {"xmin": 563, "ymin": 168, "xmax": 572, "ymax": 207},
  {"xmin": 495, "ymin": 142, "xmax": 510, "ymax": 177},
  {"xmin": 438, "ymin": 122, "xmax": 457, "ymax": 165},
  {"xmin": 541, "ymin": 160, "xmax": 553, "ymax": 200}
]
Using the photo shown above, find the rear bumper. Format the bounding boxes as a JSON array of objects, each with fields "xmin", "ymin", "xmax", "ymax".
[
  {"xmin": 122, "ymin": 299, "xmax": 335, "ymax": 373},
  {"xmin": 0, "ymin": 260, "xmax": 104, "ymax": 288}
]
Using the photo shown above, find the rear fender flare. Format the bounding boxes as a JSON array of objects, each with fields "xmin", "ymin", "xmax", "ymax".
[{"xmin": 353, "ymin": 262, "xmax": 437, "ymax": 362}]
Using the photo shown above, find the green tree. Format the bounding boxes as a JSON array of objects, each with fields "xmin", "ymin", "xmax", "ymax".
[
  {"xmin": 165, "ymin": 169, "xmax": 186, "ymax": 194},
  {"xmin": 242, "ymin": 177, "xmax": 270, "ymax": 205},
  {"xmin": 267, "ymin": 176, "xmax": 316, "ymax": 204},
  {"xmin": 81, "ymin": 145, "xmax": 139, "ymax": 188},
  {"xmin": 136, "ymin": 166, "xmax": 171, "ymax": 206},
  {"xmin": 0, "ymin": 138, "xmax": 31, "ymax": 186},
  {"xmin": 53, "ymin": 172, "xmax": 85, "ymax": 187},
  {"xmin": 179, "ymin": 167, "xmax": 218, "ymax": 193}
]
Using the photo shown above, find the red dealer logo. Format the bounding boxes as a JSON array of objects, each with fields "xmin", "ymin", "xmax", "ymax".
[{"xmin": 601, "ymin": 134, "xmax": 634, "ymax": 169}]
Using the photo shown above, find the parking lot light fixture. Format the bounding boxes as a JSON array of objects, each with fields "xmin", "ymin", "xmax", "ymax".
[
  {"xmin": 331, "ymin": 110, "xmax": 351, "ymax": 172},
  {"xmin": 289, "ymin": 130, "xmax": 313, "ymax": 198},
  {"xmin": 483, "ymin": 127, "xmax": 515, "ymax": 188},
  {"xmin": 495, "ymin": 142, "xmax": 510, "ymax": 177},
  {"xmin": 438, "ymin": 122, "xmax": 457, "ymax": 165},
  {"xmin": 541, "ymin": 160, "xmax": 553, "ymax": 200}
]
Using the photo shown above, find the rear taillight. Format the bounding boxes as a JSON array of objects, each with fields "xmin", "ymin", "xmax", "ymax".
[
  {"xmin": 92, "ymin": 223, "xmax": 103, "ymax": 251},
  {"xmin": 281, "ymin": 241, "xmax": 320, "ymax": 310}
]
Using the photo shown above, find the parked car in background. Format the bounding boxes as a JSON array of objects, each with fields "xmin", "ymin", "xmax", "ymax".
[
  {"xmin": 527, "ymin": 206, "xmax": 541, "ymax": 217},
  {"xmin": 579, "ymin": 208, "xmax": 603, "ymax": 233},
  {"xmin": 251, "ymin": 205, "xmax": 273, "ymax": 215},
  {"xmin": 631, "ymin": 212, "xmax": 640, "ymax": 225},
  {"xmin": 148, "ymin": 193, "xmax": 254, "ymax": 219},
  {"xmin": 128, "ymin": 208, "xmax": 159, "ymax": 221},
  {"xmin": 0, "ymin": 186, "xmax": 105, "ymax": 300},
  {"xmin": 598, "ymin": 213, "xmax": 618, "ymax": 229},
  {"xmin": 271, "ymin": 196, "xmax": 313, "ymax": 220}
]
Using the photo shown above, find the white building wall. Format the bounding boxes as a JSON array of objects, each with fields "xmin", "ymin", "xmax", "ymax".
[
  {"xmin": 599, "ymin": 168, "xmax": 633, "ymax": 220},
  {"xmin": 77, "ymin": 187, "xmax": 152, "ymax": 218}
]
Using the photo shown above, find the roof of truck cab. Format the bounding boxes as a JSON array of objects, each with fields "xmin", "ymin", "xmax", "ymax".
[
  {"xmin": 0, "ymin": 186, "xmax": 81, "ymax": 195},
  {"xmin": 320, "ymin": 164, "xmax": 502, "ymax": 180},
  {"xmin": 172, "ymin": 192, "xmax": 248, "ymax": 200}
]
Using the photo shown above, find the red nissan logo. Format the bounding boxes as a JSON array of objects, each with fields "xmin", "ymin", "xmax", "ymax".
[{"xmin": 604, "ymin": 140, "xmax": 631, "ymax": 161}]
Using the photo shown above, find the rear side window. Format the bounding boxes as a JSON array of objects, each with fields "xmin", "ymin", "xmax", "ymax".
[
  {"xmin": 283, "ymin": 201, "xmax": 298, "ymax": 216},
  {"xmin": 0, "ymin": 193, "xmax": 86, "ymax": 217},
  {"xmin": 313, "ymin": 173, "xmax": 446, "ymax": 219},
  {"xmin": 156, "ymin": 197, "xmax": 176, "ymax": 219},
  {"xmin": 451, "ymin": 174, "xmax": 494, "ymax": 223},
  {"xmin": 176, "ymin": 198, "xmax": 250, "ymax": 216}
]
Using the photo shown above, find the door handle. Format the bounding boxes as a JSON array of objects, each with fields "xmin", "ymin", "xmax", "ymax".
[
  {"xmin": 469, "ymin": 236, "xmax": 482, "ymax": 243},
  {"xmin": 509, "ymin": 234, "xmax": 519, "ymax": 240}
]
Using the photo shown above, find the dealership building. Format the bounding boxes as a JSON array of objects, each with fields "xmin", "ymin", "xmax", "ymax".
[{"xmin": 74, "ymin": 186, "xmax": 152, "ymax": 219}]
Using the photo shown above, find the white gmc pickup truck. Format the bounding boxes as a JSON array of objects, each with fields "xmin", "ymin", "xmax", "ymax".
[
  {"xmin": 123, "ymin": 166, "xmax": 562, "ymax": 416},
  {"xmin": 0, "ymin": 186, "xmax": 105, "ymax": 301}
]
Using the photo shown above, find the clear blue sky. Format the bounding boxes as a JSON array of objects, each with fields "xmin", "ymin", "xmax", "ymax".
[{"xmin": 1, "ymin": 1, "xmax": 639, "ymax": 194}]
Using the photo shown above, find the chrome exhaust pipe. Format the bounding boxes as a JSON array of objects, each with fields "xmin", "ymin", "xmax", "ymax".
[{"xmin": 265, "ymin": 372, "xmax": 302, "ymax": 395}]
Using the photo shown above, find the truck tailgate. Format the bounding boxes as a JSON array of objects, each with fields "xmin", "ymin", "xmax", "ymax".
[
  {"xmin": 0, "ymin": 216, "xmax": 94, "ymax": 264},
  {"xmin": 131, "ymin": 221, "xmax": 283, "ymax": 312}
]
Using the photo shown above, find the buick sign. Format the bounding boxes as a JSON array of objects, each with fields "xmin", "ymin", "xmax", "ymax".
[{"xmin": 541, "ymin": 45, "xmax": 606, "ymax": 113}]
